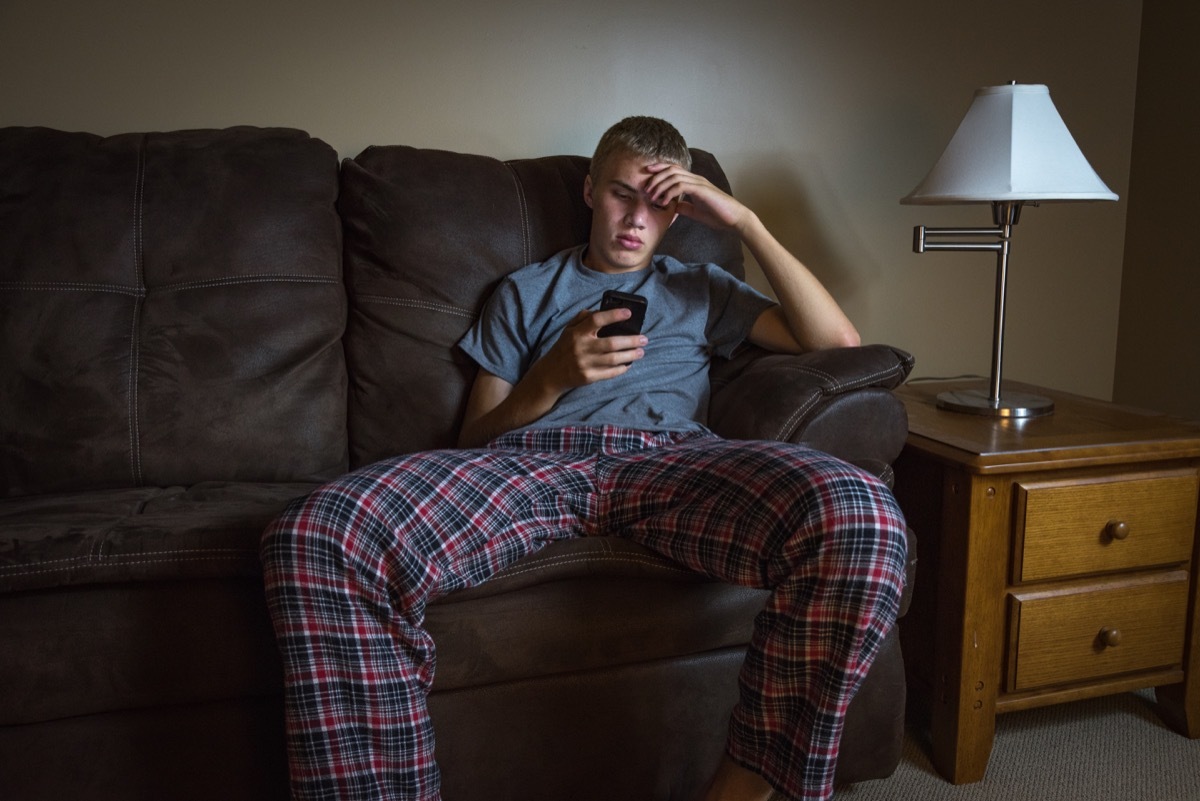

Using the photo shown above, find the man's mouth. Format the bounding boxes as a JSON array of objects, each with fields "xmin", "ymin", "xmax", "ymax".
[{"xmin": 617, "ymin": 234, "xmax": 643, "ymax": 250}]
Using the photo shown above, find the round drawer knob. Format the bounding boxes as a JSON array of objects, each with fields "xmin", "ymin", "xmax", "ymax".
[
  {"xmin": 1106, "ymin": 520, "xmax": 1130, "ymax": 541},
  {"xmin": 1099, "ymin": 627, "xmax": 1122, "ymax": 648}
]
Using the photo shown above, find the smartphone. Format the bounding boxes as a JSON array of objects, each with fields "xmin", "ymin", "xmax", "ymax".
[{"xmin": 597, "ymin": 290, "xmax": 648, "ymax": 337}]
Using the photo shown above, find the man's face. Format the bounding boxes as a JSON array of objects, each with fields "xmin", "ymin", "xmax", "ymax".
[{"xmin": 583, "ymin": 151, "xmax": 678, "ymax": 274}]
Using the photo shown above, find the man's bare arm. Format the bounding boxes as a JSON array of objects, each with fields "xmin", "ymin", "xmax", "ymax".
[
  {"xmin": 644, "ymin": 163, "xmax": 859, "ymax": 354},
  {"xmin": 741, "ymin": 212, "xmax": 860, "ymax": 353}
]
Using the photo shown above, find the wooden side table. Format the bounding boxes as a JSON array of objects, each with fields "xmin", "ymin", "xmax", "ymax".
[{"xmin": 892, "ymin": 380, "xmax": 1200, "ymax": 784}]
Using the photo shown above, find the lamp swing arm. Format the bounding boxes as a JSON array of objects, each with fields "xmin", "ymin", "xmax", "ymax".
[
  {"xmin": 910, "ymin": 201, "xmax": 1019, "ymax": 408},
  {"xmin": 913, "ymin": 199, "xmax": 1026, "ymax": 253},
  {"xmin": 912, "ymin": 226, "xmax": 1006, "ymax": 254}
]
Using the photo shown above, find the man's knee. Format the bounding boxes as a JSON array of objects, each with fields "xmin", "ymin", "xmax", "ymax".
[
  {"xmin": 807, "ymin": 467, "xmax": 908, "ymax": 583},
  {"xmin": 260, "ymin": 480, "xmax": 368, "ymax": 575}
]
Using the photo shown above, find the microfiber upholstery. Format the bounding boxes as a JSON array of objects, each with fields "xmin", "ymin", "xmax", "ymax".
[
  {"xmin": 1, "ymin": 127, "xmax": 917, "ymax": 801},
  {"xmin": 0, "ymin": 128, "xmax": 346, "ymax": 799},
  {"xmin": 0, "ymin": 127, "xmax": 348, "ymax": 498},
  {"xmin": 709, "ymin": 344, "xmax": 915, "ymax": 469},
  {"xmin": 0, "ymin": 482, "xmax": 314, "ymax": 593}
]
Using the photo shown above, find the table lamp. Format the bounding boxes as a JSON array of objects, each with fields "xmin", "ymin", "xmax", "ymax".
[{"xmin": 901, "ymin": 83, "xmax": 1118, "ymax": 417}]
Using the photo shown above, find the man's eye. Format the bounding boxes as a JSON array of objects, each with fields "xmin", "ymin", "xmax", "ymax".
[{"xmin": 651, "ymin": 202, "xmax": 669, "ymax": 211}]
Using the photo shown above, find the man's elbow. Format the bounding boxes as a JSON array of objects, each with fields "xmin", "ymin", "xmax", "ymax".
[
  {"xmin": 837, "ymin": 328, "xmax": 862, "ymax": 349},
  {"xmin": 812, "ymin": 325, "xmax": 861, "ymax": 351}
]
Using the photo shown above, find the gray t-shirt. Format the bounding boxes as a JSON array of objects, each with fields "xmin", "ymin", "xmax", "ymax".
[{"xmin": 458, "ymin": 245, "xmax": 775, "ymax": 433}]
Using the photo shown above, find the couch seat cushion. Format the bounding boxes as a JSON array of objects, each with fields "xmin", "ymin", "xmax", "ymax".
[
  {"xmin": 0, "ymin": 482, "xmax": 313, "ymax": 725},
  {"xmin": 0, "ymin": 482, "xmax": 315, "ymax": 593},
  {"xmin": 427, "ymin": 525, "xmax": 916, "ymax": 692},
  {"xmin": 427, "ymin": 537, "xmax": 771, "ymax": 691}
]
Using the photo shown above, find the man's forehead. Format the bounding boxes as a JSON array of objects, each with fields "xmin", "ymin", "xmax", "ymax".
[
  {"xmin": 599, "ymin": 153, "xmax": 656, "ymax": 187},
  {"xmin": 607, "ymin": 177, "xmax": 646, "ymax": 193}
]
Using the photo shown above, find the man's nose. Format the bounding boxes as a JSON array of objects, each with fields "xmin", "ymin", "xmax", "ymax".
[{"xmin": 625, "ymin": 200, "xmax": 649, "ymax": 228}]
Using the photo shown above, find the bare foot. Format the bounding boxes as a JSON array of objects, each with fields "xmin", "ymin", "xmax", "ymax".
[{"xmin": 699, "ymin": 756, "xmax": 776, "ymax": 801}]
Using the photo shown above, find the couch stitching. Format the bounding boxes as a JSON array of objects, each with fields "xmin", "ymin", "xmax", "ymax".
[
  {"xmin": 0, "ymin": 550, "xmax": 687, "ymax": 581},
  {"xmin": 504, "ymin": 162, "xmax": 531, "ymax": 267},
  {"xmin": 772, "ymin": 363, "xmax": 904, "ymax": 393},
  {"xmin": 0, "ymin": 276, "xmax": 340, "ymax": 294},
  {"xmin": 0, "ymin": 555, "xmax": 257, "ymax": 579},
  {"xmin": 767, "ymin": 363, "xmax": 905, "ymax": 442},
  {"xmin": 155, "ymin": 275, "xmax": 341, "ymax": 293},
  {"xmin": 0, "ymin": 548, "xmax": 257, "ymax": 576},
  {"xmin": 0, "ymin": 281, "xmax": 144, "ymax": 295},
  {"xmin": 356, "ymin": 295, "xmax": 476, "ymax": 319},
  {"xmin": 493, "ymin": 552, "xmax": 695, "ymax": 580},
  {"xmin": 128, "ymin": 305, "xmax": 140, "ymax": 485},
  {"xmin": 129, "ymin": 137, "xmax": 147, "ymax": 487},
  {"xmin": 775, "ymin": 393, "xmax": 821, "ymax": 442}
]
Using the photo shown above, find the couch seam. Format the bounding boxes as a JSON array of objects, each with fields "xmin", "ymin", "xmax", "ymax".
[
  {"xmin": 768, "ymin": 363, "xmax": 905, "ymax": 441},
  {"xmin": 129, "ymin": 136, "xmax": 147, "ymax": 487},
  {"xmin": 154, "ymin": 274, "xmax": 341, "ymax": 293},
  {"xmin": 0, "ymin": 281, "xmax": 144, "ymax": 295},
  {"xmin": 493, "ymin": 552, "xmax": 695, "ymax": 581},
  {"xmin": 0, "ymin": 548, "xmax": 258, "ymax": 577},
  {"xmin": 0, "ymin": 276, "xmax": 339, "ymax": 295},
  {"xmin": 775, "ymin": 394, "xmax": 821, "ymax": 442},
  {"xmin": 772, "ymin": 363, "xmax": 904, "ymax": 393},
  {"xmin": 356, "ymin": 295, "xmax": 476, "ymax": 319},
  {"xmin": 0, "ymin": 550, "xmax": 684, "ymax": 581},
  {"xmin": 0, "ymin": 555, "xmax": 257, "ymax": 579},
  {"xmin": 504, "ymin": 162, "xmax": 531, "ymax": 267}
]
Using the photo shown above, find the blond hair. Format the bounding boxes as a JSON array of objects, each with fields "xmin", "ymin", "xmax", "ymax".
[{"xmin": 590, "ymin": 116, "xmax": 692, "ymax": 179}]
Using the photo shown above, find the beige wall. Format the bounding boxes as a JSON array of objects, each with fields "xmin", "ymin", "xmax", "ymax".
[
  {"xmin": 0, "ymin": 0, "xmax": 1143, "ymax": 402},
  {"xmin": 1114, "ymin": 0, "xmax": 1200, "ymax": 421}
]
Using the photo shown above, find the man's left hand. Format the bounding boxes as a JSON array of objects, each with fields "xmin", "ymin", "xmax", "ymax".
[{"xmin": 642, "ymin": 162, "xmax": 753, "ymax": 234}]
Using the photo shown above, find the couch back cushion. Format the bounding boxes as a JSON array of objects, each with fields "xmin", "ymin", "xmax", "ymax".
[
  {"xmin": 340, "ymin": 146, "xmax": 744, "ymax": 467},
  {"xmin": 0, "ymin": 127, "xmax": 348, "ymax": 498}
]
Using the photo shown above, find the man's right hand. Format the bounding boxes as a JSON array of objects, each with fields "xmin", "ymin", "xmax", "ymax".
[
  {"xmin": 457, "ymin": 307, "xmax": 646, "ymax": 448},
  {"xmin": 535, "ymin": 308, "xmax": 647, "ymax": 394}
]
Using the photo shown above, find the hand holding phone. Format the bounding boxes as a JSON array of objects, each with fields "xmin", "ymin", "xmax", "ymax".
[{"xmin": 597, "ymin": 290, "xmax": 647, "ymax": 337}]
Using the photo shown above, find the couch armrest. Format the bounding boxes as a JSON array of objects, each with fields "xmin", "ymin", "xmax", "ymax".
[{"xmin": 708, "ymin": 344, "xmax": 914, "ymax": 474}]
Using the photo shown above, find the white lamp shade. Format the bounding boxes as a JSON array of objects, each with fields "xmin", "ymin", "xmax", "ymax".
[{"xmin": 901, "ymin": 84, "xmax": 1118, "ymax": 204}]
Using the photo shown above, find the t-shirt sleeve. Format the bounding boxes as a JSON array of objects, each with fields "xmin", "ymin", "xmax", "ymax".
[
  {"xmin": 703, "ymin": 267, "xmax": 776, "ymax": 358},
  {"xmin": 458, "ymin": 277, "xmax": 530, "ymax": 385}
]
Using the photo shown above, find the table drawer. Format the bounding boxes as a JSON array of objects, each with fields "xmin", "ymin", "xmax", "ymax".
[
  {"xmin": 1007, "ymin": 572, "xmax": 1189, "ymax": 692},
  {"xmin": 1014, "ymin": 471, "xmax": 1197, "ymax": 582}
]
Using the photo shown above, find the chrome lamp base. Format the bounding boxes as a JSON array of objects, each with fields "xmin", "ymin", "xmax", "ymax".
[{"xmin": 936, "ymin": 387, "xmax": 1055, "ymax": 418}]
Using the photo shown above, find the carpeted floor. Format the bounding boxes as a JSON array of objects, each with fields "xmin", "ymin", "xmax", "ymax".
[{"xmin": 835, "ymin": 690, "xmax": 1200, "ymax": 801}]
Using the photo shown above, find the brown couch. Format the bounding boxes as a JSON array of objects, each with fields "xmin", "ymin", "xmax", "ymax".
[{"xmin": 0, "ymin": 126, "xmax": 916, "ymax": 801}]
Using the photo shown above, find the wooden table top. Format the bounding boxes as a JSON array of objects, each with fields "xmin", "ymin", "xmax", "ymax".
[{"xmin": 897, "ymin": 380, "xmax": 1200, "ymax": 474}]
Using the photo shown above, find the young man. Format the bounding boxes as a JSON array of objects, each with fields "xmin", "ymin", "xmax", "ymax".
[{"xmin": 261, "ymin": 117, "xmax": 907, "ymax": 801}]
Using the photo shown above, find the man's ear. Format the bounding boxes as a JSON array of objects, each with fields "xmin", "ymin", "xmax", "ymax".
[{"xmin": 583, "ymin": 174, "xmax": 594, "ymax": 209}]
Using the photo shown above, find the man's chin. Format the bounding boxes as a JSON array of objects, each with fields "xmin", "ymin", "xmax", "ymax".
[{"xmin": 586, "ymin": 247, "xmax": 649, "ymax": 274}]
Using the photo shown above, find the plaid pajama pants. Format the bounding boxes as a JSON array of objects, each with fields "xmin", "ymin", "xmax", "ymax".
[{"xmin": 260, "ymin": 425, "xmax": 907, "ymax": 801}]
